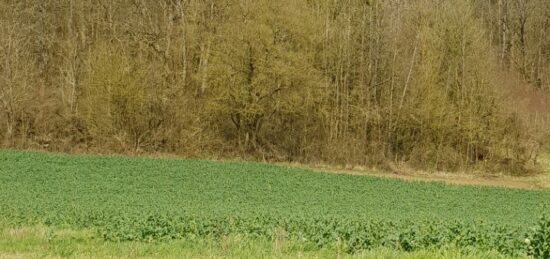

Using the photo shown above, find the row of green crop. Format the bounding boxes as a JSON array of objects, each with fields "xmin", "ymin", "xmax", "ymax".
[
  {"xmin": 2, "ymin": 210, "xmax": 549, "ymax": 258},
  {"xmin": 100, "ymin": 215, "xmax": 550, "ymax": 258}
]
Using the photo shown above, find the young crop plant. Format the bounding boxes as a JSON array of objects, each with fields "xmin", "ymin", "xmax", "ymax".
[{"xmin": 1, "ymin": 150, "xmax": 550, "ymax": 257}]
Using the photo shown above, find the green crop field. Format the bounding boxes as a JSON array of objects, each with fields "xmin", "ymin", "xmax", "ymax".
[{"xmin": 1, "ymin": 150, "xmax": 550, "ymax": 258}]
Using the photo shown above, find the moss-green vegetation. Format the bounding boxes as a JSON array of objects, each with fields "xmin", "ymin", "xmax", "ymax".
[{"xmin": 1, "ymin": 150, "xmax": 550, "ymax": 257}]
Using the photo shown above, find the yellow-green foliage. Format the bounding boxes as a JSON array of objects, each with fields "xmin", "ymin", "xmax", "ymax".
[
  {"xmin": 0, "ymin": 0, "xmax": 548, "ymax": 172},
  {"xmin": 207, "ymin": 0, "xmax": 324, "ymax": 153},
  {"xmin": 401, "ymin": 1, "xmax": 506, "ymax": 168},
  {"xmin": 79, "ymin": 44, "xmax": 167, "ymax": 152}
]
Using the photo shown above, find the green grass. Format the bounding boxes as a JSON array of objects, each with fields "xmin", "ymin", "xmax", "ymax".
[
  {"xmin": 0, "ymin": 225, "xmax": 521, "ymax": 258},
  {"xmin": 1, "ymin": 150, "xmax": 549, "ymax": 257}
]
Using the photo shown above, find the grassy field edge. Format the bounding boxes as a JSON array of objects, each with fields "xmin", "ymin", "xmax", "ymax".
[{"xmin": 0, "ymin": 225, "xmax": 524, "ymax": 259}]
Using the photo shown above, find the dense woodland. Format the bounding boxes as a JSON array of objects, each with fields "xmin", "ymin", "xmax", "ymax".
[{"xmin": 1, "ymin": 0, "xmax": 549, "ymax": 173}]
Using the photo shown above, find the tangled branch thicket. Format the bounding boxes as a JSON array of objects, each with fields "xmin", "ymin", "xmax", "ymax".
[{"xmin": 1, "ymin": 0, "xmax": 549, "ymax": 173}]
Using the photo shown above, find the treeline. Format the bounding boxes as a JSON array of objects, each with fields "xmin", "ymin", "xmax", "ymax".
[{"xmin": 1, "ymin": 0, "xmax": 549, "ymax": 173}]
